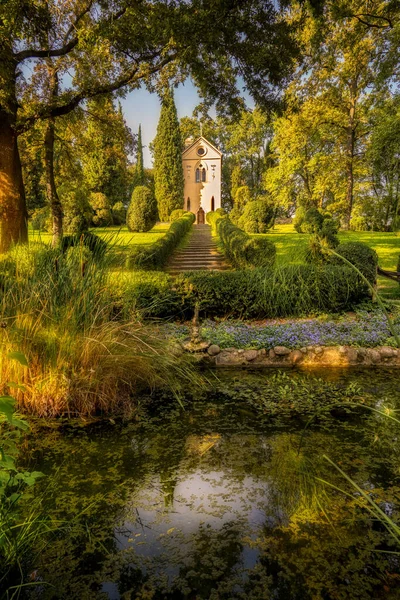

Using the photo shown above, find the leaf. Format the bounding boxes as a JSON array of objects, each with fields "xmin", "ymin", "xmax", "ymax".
[
  {"xmin": 7, "ymin": 351, "xmax": 28, "ymax": 367},
  {"xmin": 0, "ymin": 396, "xmax": 16, "ymax": 423},
  {"xmin": 6, "ymin": 382, "xmax": 26, "ymax": 392},
  {"xmin": 167, "ymin": 527, "xmax": 175, "ymax": 535}
]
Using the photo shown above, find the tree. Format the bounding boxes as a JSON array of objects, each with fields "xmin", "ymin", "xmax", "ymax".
[
  {"xmin": 126, "ymin": 186, "xmax": 157, "ymax": 232},
  {"xmin": 153, "ymin": 88, "xmax": 184, "ymax": 221},
  {"xmin": 0, "ymin": 0, "xmax": 299, "ymax": 251},
  {"xmin": 132, "ymin": 124, "xmax": 145, "ymax": 188}
]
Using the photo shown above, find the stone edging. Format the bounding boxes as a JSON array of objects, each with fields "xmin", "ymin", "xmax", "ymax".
[{"xmin": 194, "ymin": 344, "xmax": 400, "ymax": 367}]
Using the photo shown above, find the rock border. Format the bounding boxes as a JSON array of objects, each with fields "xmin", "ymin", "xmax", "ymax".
[{"xmin": 182, "ymin": 342, "xmax": 400, "ymax": 368}]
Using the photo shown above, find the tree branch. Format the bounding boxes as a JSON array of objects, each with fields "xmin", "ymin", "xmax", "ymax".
[{"xmin": 16, "ymin": 52, "xmax": 177, "ymax": 134}]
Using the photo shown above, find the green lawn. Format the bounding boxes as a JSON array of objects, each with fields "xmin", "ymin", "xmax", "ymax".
[{"xmin": 253, "ymin": 224, "xmax": 400, "ymax": 298}]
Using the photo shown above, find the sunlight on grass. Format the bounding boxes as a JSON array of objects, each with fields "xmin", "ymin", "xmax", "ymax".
[{"xmin": 253, "ymin": 224, "xmax": 400, "ymax": 298}]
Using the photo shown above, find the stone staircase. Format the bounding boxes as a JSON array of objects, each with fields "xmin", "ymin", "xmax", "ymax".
[{"xmin": 166, "ymin": 224, "xmax": 229, "ymax": 274}]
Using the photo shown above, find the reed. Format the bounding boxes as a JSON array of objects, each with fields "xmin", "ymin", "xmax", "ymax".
[{"xmin": 0, "ymin": 242, "xmax": 200, "ymax": 417}]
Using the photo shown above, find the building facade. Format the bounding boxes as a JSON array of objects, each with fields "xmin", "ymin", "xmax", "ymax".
[{"xmin": 182, "ymin": 136, "xmax": 222, "ymax": 216}]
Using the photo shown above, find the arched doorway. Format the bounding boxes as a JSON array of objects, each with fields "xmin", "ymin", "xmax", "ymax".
[
  {"xmin": 196, "ymin": 207, "xmax": 205, "ymax": 224},
  {"xmin": 187, "ymin": 197, "xmax": 191, "ymax": 211},
  {"xmin": 211, "ymin": 196, "xmax": 215, "ymax": 211}
]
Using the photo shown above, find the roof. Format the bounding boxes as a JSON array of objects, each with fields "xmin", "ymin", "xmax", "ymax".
[{"xmin": 182, "ymin": 135, "xmax": 222, "ymax": 158}]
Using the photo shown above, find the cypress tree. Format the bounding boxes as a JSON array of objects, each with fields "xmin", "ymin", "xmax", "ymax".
[
  {"xmin": 153, "ymin": 88, "xmax": 184, "ymax": 221},
  {"xmin": 136, "ymin": 124, "xmax": 145, "ymax": 186}
]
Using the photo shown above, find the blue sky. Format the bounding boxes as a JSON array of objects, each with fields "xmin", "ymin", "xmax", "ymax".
[{"xmin": 121, "ymin": 81, "xmax": 203, "ymax": 168}]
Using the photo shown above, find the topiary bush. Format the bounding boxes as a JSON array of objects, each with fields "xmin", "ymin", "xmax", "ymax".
[
  {"xmin": 228, "ymin": 207, "xmax": 242, "ymax": 226},
  {"xmin": 238, "ymin": 199, "xmax": 275, "ymax": 234},
  {"xmin": 126, "ymin": 185, "xmax": 157, "ymax": 232},
  {"xmin": 206, "ymin": 210, "xmax": 226, "ymax": 234},
  {"xmin": 126, "ymin": 212, "xmax": 195, "ymax": 270},
  {"xmin": 170, "ymin": 209, "xmax": 187, "ymax": 222},
  {"xmin": 217, "ymin": 217, "xmax": 276, "ymax": 269},
  {"xmin": 90, "ymin": 192, "xmax": 113, "ymax": 227},
  {"xmin": 331, "ymin": 242, "xmax": 378, "ymax": 285}
]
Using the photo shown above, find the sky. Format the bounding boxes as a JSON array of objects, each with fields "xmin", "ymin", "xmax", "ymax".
[
  {"xmin": 121, "ymin": 78, "xmax": 255, "ymax": 168},
  {"xmin": 121, "ymin": 80, "xmax": 203, "ymax": 168}
]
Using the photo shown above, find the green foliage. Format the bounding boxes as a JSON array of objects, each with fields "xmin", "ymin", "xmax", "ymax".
[
  {"xmin": 110, "ymin": 272, "xmax": 181, "ymax": 319},
  {"xmin": 111, "ymin": 201, "xmax": 126, "ymax": 225},
  {"xmin": 90, "ymin": 192, "xmax": 113, "ymax": 227},
  {"xmin": 126, "ymin": 213, "xmax": 195, "ymax": 270},
  {"xmin": 206, "ymin": 210, "xmax": 226, "ymax": 234},
  {"xmin": 238, "ymin": 199, "xmax": 275, "ymax": 233},
  {"xmin": 217, "ymin": 217, "xmax": 276, "ymax": 269},
  {"xmin": 153, "ymin": 89, "xmax": 184, "ymax": 221},
  {"xmin": 293, "ymin": 206, "xmax": 307, "ymax": 233},
  {"xmin": 234, "ymin": 185, "xmax": 252, "ymax": 211},
  {"xmin": 30, "ymin": 206, "xmax": 50, "ymax": 231},
  {"xmin": 229, "ymin": 206, "xmax": 242, "ymax": 226},
  {"xmin": 332, "ymin": 242, "xmax": 378, "ymax": 285},
  {"xmin": 126, "ymin": 186, "xmax": 157, "ymax": 233},
  {"xmin": 175, "ymin": 263, "xmax": 369, "ymax": 318},
  {"xmin": 60, "ymin": 185, "xmax": 93, "ymax": 236},
  {"xmin": 61, "ymin": 231, "xmax": 107, "ymax": 260},
  {"xmin": 170, "ymin": 209, "xmax": 188, "ymax": 222}
]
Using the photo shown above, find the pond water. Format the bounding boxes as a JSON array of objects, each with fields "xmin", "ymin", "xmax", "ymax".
[{"xmin": 20, "ymin": 369, "xmax": 400, "ymax": 599}]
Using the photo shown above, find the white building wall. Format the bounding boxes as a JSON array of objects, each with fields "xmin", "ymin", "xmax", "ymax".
[{"xmin": 182, "ymin": 137, "xmax": 222, "ymax": 215}]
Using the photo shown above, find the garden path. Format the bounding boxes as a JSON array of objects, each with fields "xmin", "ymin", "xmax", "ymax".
[{"xmin": 166, "ymin": 224, "xmax": 229, "ymax": 274}]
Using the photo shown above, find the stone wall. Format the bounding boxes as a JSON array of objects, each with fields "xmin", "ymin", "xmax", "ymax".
[{"xmin": 201, "ymin": 344, "xmax": 400, "ymax": 368}]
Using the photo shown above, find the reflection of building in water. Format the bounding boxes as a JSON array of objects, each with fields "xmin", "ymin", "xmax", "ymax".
[{"xmin": 182, "ymin": 136, "xmax": 222, "ymax": 216}]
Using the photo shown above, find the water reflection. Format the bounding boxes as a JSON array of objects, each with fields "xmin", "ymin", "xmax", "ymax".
[{"xmin": 22, "ymin": 369, "xmax": 400, "ymax": 599}]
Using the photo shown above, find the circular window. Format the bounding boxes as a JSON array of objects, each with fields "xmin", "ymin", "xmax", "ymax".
[{"xmin": 197, "ymin": 147, "xmax": 206, "ymax": 156}]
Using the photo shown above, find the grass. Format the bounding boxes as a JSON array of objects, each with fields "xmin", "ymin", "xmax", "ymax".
[
  {"xmin": 253, "ymin": 224, "xmax": 400, "ymax": 298},
  {"xmin": 0, "ymin": 243, "xmax": 200, "ymax": 417},
  {"xmin": 29, "ymin": 224, "xmax": 170, "ymax": 269}
]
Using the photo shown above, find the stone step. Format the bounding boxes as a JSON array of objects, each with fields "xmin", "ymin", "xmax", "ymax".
[{"xmin": 166, "ymin": 223, "xmax": 229, "ymax": 273}]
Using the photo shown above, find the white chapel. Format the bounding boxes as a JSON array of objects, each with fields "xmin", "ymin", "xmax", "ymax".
[{"xmin": 182, "ymin": 136, "xmax": 222, "ymax": 217}]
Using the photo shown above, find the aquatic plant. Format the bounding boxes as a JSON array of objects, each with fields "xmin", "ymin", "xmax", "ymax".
[{"xmin": 0, "ymin": 244, "xmax": 201, "ymax": 416}]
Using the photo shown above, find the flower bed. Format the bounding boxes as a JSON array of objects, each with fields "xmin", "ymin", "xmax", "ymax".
[{"xmin": 164, "ymin": 311, "xmax": 400, "ymax": 350}]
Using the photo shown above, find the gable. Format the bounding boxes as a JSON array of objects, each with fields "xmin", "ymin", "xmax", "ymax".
[{"xmin": 182, "ymin": 136, "xmax": 222, "ymax": 161}]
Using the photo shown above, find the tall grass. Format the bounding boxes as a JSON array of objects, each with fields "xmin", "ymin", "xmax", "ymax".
[{"xmin": 0, "ymin": 242, "xmax": 200, "ymax": 416}]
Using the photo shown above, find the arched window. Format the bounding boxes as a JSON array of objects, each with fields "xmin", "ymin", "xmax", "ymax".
[
  {"xmin": 211, "ymin": 196, "xmax": 215, "ymax": 211},
  {"xmin": 202, "ymin": 168, "xmax": 206, "ymax": 182},
  {"xmin": 187, "ymin": 197, "xmax": 191, "ymax": 211},
  {"xmin": 195, "ymin": 168, "xmax": 200, "ymax": 183}
]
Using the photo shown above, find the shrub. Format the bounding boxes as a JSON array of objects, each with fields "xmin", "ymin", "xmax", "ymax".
[
  {"xmin": 61, "ymin": 231, "xmax": 107, "ymax": 260},
  {"xmin": 126, "ymin": 212, "xmax": 195, "ymax": 270},
  {"xmin": 112, "ymin": 201, "xmax": 127, "ymax": 225},
  {"xmin": 293, "ymin": 206, "xmax": 307, "ymax": 233},
  {"xmin": 301, "ymin": 207, "xmax": 325, "ymax": 234},
  {"xmin": 175, "ymin": 264, "xmax": 370, "ymax": 319},
  {"xmin": 110, "ymin": 272, "xmax": 182, "ymax": 318},
  {"xmin": 234, "ymin": 185, "xmax": 252, "ymax": 210},
  {"xmin": 90, "ymin": 192, "xmax": 113, "ymax": 227},
  {"xmin": 206, "ymin": 210, "xmax": 226, "ymax": 234},
  {"xmin": 331, "ymin": 242, "xmax": 378, "ymax": 285},
  {"xmin": 228, "ymin": 207, "xmax": 242, "ymax": 226},
  {"xmin": 126, "ymin": 185, "xmax": 157, "ymax": 232},
  {"xmin": 60, "ymin": 185, "xmax": 93, "ymax": 235},
  {"xmin": 217, "ymin": 217, "xmax": 276, "ymax": 269},
  {"xmin": 238, "ymin": 199, "xmax": 275, "ymax": 233},
  {"xmin": 170, "ymin": 209, "xmax": 187, "ymax": 222}
]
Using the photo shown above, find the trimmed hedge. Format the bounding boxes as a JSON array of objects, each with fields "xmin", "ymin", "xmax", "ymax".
[
  {"xmin": 126, "ymin": 212, "xmax": 195, "ymax": 270},
  {"xmin": 109, "ymin": 272, "xmax": 181, "ymax": 318},
  {"xmin": 175, "ymin": 264, "xmax": 370, "ymax": 319},
  {"xmin": 126, "ymin": 185, "xmax": 157, "ymax": 232},
  {"xmin": 170, "ymin": 209, "xmax": 188, "ymax": 222},
  {"xmin": 217, "ymin": 217, "xmax": 276, "ymax": 269},
  {"xmin": 331, "ymin": 242, "xmax": 378, "ymax": 285}
]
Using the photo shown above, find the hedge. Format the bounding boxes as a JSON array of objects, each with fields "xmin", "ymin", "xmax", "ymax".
[
  {"xmin": 331, "ymin": 241, "xmax": 378, "ymax": 285},
  {"xmin": 174, "ymin": 265, "xmax": 370, "ymax": 319},
  {"xmin": 109, "ymin": 272, "xmax": 181, "ymax": 318},
  {"xmin": 217, "ymin": 217, "xmax": 276, "ymax": 269},
  {"xmin": 126, "ymin": 212, "xmax": 195, "ymax": 270}
]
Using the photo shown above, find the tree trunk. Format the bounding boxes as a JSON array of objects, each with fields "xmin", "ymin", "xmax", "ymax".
[
  {"xmin": 0, "ymin": 52, "xmax": 28, "ymax": 252},
  {"xmin": 44, "ymin": 117, "xmax": 63, "ymax": 246}
]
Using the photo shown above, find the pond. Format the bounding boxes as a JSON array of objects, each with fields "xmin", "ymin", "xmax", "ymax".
[{"xmin": 18, "ymin": 369, "xmax": 400, "ymax": 599}]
